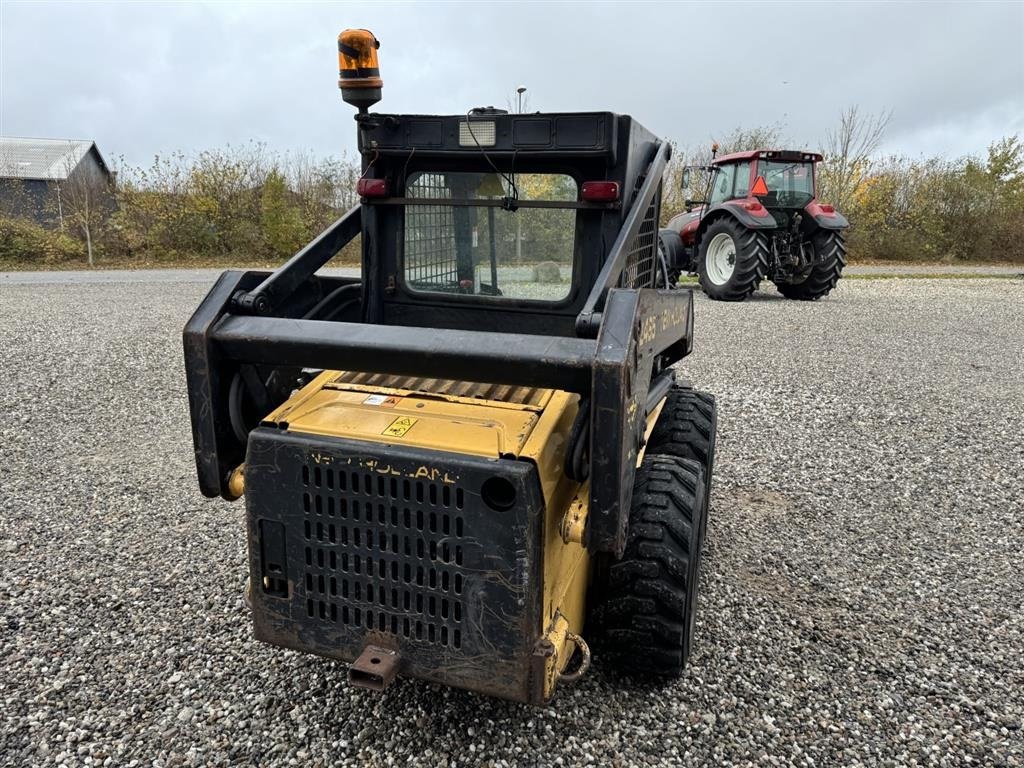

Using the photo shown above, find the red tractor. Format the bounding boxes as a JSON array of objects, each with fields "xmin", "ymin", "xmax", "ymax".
[{"xmin": 660, "ymin": 149, "xmax": 849, "ymax": 301}]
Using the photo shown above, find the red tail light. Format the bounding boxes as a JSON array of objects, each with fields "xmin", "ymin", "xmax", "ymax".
[
  {"xmin": 740, "ymin": 199, "xmax": 770, "ymax": 217},
  {"xmin": 357, "ymin": 178, "xmax": 388, "ymax": 198},
  {"xmin": 806, "ymin": 201, "xmax": 837, "ymax": 218},
  {"xmin": 581, "ymin": 181, "xmax": 620, "ymax": 202}
]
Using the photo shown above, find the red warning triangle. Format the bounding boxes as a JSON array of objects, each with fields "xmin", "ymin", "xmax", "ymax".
[{"xmin": 751, "ymin": 175, "xmax": 769, "ymax": 196}]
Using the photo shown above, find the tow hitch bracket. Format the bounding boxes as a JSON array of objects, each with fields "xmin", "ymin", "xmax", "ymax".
[{"xmin": 348, "ymin": 645, "xmax": 400, "ymax": 691}]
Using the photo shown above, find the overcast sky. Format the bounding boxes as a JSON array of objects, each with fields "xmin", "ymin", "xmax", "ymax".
[{"xmin": 1, "ymin": 1, "xmax": 1022, "ymax": 169}]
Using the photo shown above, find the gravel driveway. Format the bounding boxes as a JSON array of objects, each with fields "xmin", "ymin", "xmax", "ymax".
[{"xmin": 2, "ymin": 277, "xmax": 1022, "ymax": 766}]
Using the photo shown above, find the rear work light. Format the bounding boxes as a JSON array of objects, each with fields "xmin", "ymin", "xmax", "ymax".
[
  {"xmin": 357, "ymin": 178, "xmax": 388, "ymax": 198},
  {"xmin": 459, "ymin": 121, "xmax": 496, "ymax": 147},
  {"xmin": 581, "ymin": 181, "xmax": 620, "ymax": 202}
]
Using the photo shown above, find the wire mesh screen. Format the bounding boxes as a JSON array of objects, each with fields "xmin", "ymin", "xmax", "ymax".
[
  {"xmin": 405, "ymin": 173, "xmax": 458, "ymax": 288},
  {"xmin": 619, "ymin": 181, "xmax": 663, "ymax": 289}
]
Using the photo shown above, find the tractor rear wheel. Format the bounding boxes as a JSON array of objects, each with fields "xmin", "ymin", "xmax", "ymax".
[
  {"xmin": 657, "ymin": 241, "xmax": 680, "ymax": 287},
  {"xmin": 646, "ymin": 386, "xmax": 717, "ymax": 543},
  {"xmin": 697, "ymin": 218, "xmax": 769, "ymax": 301},
  {"xmin": 588, "ymin": 455, "xmax": 706, "ymax": 677},
  {"xmin": 776, "ymin": 230, "xmax": 847, "ymax": 301},
  {"xmin": 657, "ymin": 229, "xmax": 685, "ymax": 287}
]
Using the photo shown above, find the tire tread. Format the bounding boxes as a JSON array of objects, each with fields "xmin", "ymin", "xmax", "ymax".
[
  {"xmin": 698, "ymin": 218, "xmax": 769, "ymax": 301},
  {"xmin": 589, "ymin": 455, "xmax": 705, "ymax": 677}
]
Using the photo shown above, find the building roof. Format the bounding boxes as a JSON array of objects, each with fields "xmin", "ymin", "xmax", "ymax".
[{"xmin": 0, "ymin": 137, "xmax": 112, "ymax": 181}]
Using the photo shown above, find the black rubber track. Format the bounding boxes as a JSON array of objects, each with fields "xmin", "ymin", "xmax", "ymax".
[
  {"xmin": 646, "ymin": 385, "xmax": 717, "ymax": 543},
  {"xmin": 776, "ymin": 230, "xmax": 847, "ymax": 301},
  {"xmin": 697, "ymin": 217, "xmax": 769, "ymax": 301},
  {"xmin": 588, "ymin": 455, "xmax": 706, "ymax": 677}
]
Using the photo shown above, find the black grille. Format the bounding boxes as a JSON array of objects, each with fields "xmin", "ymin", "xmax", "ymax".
[
  {"xmin": 300, "ymin": 460, "xmax": 467, "ymax": 650},
  {"xmin": 619, "ymin": 180, "xmax": 662, "ymax": 289}
]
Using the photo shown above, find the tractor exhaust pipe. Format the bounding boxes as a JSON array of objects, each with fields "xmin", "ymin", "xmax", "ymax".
[{"xmin": 348, "ymin": 645, "xmax": 400, "ymax": 691}]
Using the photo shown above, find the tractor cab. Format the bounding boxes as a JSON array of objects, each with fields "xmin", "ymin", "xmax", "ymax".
[{"xmin": 683, "ymin": 149, "xmax": 822, "ymax": 214}]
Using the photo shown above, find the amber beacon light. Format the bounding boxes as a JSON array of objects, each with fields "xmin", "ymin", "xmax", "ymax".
[{"xmin": 338, "ymin": 29, "xmax": 383, "ymax": 113}]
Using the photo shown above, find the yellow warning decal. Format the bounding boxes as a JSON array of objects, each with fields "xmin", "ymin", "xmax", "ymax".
[{"xmin": 382, "ymin": 416, "xmax": 417, "ymax": 437}]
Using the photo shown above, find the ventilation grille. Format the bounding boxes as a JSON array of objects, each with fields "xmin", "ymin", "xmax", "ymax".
[
  {"xmin": 300, "ymin": 461, "xmax": 467, "ymax": 650},
  {"xmin": 619, "ymin": 180, "xmax": 662, "ymax": 289},
  {"xmin": 330, "ymin": 371, "xmax": 549, "ymax": 407}
]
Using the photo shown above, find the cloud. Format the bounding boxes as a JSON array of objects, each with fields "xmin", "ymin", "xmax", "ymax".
[{"xmin": 1, "ymin": 0, "xmax": 1021, "ymax": 167}]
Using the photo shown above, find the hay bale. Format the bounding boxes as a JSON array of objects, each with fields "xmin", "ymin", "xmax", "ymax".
[{"xmin": 532, "ymin": 261, "xmax": 562, "ymax": 283}]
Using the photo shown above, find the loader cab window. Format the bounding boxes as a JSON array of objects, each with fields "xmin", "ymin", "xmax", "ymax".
[{"xmin": 402, "ymin": 171, "xmax": 578, "ymax": 302}]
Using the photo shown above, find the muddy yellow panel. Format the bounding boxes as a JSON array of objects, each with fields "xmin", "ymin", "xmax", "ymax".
[{"xmin": 246, "ymin": 370, "xmax": 590, "ymax": 703}]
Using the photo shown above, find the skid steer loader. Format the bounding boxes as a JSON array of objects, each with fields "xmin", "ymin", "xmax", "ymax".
[{"xmin": 183, "ymin": 29, "xmax": 719, "ymax": 704}]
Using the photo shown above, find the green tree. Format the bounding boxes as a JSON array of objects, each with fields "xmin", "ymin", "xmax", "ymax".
[{"xmin": 260, "ymin": 168, "xmax": 305, "ymax": 258}]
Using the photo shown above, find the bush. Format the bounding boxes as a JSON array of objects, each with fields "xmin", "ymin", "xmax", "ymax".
[
  {"xmin": 6, "ymin": 128, "xmax": 1019, "ymax": 267},
  {"xmin": 845, "ymin": 137, "xmax": 1024, "ymax": 262},
  {"xmin": 0, "ymin": 216, "xmax": 86, "ymax": 264},
  {"xmin": 106, "ymin": 144, "xmax": 362, "ymax": 264},
  {"xmin": 260, "ymin": 169, "xmax": 306, "ymax": 258}
]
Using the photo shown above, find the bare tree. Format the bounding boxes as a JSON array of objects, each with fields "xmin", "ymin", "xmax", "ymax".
[
  {"xmin": 819, "ymin": 106, "xmax": 892, "ymax": 211},
  {"xmin": 57, "ymin": 143, "xmax": 113, "ymax": 267}
]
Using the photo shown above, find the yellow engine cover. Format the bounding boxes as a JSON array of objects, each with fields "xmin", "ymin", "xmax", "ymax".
[{"xmin": 265, "ymin": 371, "xmax": 554, "ymax": 459}]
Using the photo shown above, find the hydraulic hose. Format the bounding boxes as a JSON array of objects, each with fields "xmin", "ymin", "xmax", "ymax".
[
  {"xmin": 564, "ymin": 398, "xmax": 591, "ymax": 482},
  {"xmin": 228, "ymin": 373, "xmax": 249, "ymax": 443},
  {"xmin": 303, "ymin": 282, "xmax": 362, "ymax": 320}
]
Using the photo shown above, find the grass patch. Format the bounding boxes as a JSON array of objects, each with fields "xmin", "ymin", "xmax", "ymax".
[
  {"xmin": 844, "ymin": 272, "xmax": 1022, "ymax": 280},
  {"xmin": 675, "ymin": 273, "xmax": 1020, "ymax": 285}
]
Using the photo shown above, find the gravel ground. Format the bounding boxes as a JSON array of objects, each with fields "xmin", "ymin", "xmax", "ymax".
[{"xmin": 2, "ymin": 276, "xmax": 1023, "ymax": 766}]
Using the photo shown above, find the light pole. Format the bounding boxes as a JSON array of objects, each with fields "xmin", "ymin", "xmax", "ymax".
[{"xmin": 515, "ymin": 86, "xmax": 527, "ymax": 263}]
